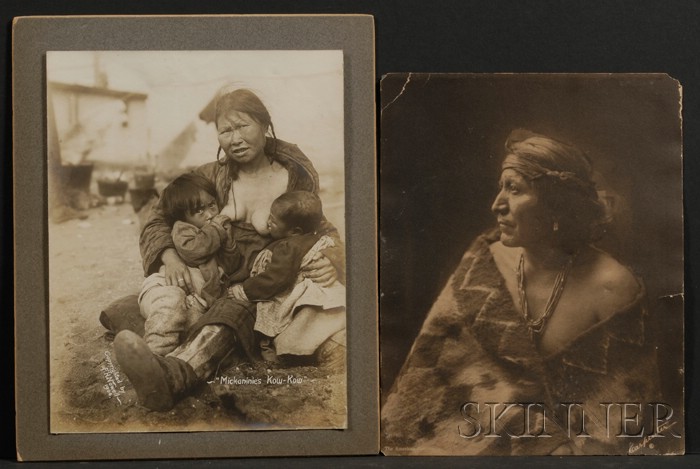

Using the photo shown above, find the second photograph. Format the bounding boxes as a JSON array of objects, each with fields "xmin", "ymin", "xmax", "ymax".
[{"xmin": 379, "ymin": 73, "xmax": 684, "ymax": 456}]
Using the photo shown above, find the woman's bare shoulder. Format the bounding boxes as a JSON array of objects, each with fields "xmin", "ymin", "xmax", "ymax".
[{"xmin": 582, "ymin": 247, "xmax": 642, "ymax": 321}]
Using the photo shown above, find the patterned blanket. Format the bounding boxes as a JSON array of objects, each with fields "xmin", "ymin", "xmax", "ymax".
[{"xmin": 381, "ymin": 231, "xmax": 670, "ymax": 455}]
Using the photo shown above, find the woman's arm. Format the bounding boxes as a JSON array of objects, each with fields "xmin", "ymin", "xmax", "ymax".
[
  {"xmin": 277, "ymin": 139, "xmax": 346, "ymax": 285},
  {"xmin": 139, "ymin": 205, "xmax": 195, "ymax": 293},
  {"xmin": 139, "ymin": 198, "xmax": 177, "ymax": 275},
  {"xmin": 159, "ymin": 248, "xmax": 194, "ymax": 293},
  {"xmin": 299, "ymin": 218, "xmax": 345, "ymax": 286},
  {"xmin": 317, "ymin": 218, "xmax": 346, "ymax": 283}
]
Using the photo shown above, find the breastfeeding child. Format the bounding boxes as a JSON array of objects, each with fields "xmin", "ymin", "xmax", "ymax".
[
  {"xmin": 227, "ymin": 191, "xmax": 346, "ymax": 364},
  {"xmin": 139, "ymin": 173, "xmax": 241, "ymax": 355}
]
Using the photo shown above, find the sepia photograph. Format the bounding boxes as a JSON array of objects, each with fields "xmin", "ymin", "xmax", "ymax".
[
  {"xmin": 46, "ymin": 50, "xmax": 348, "ymax": 433},
  {"xmin": 380, "ymin": 73, "xmax": 684, "ymax": 455}
]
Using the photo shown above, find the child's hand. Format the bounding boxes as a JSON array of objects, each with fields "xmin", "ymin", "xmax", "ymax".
[
  {"xmin": 185, "ymin": 294, "xmax": 208, "ymax": 315},
  {"xmin": 227, "ymin": 284, "xmax": 249, "ymax": 302}
]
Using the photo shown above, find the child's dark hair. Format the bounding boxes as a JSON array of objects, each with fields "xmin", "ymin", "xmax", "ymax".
[
  {"xmin": 272, "ymin": 191, "xmax": 323, "ymax": 234},
  {"xmin": 160, "ymin": 173, "xmax": 218, "ymax": 226}
]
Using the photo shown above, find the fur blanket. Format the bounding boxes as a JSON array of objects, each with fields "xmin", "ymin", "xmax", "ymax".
[{"xmin": 381, "ymin": 231, "xmax": 671, "ymax": 455}]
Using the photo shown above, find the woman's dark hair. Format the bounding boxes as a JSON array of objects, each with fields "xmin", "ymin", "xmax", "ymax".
[
  {"xmin": 272, "ymin": 191, "xmax": 323, "ymax": 234},
  {"xmin": 214, "ymin": 87, "xmax": 278, "ymax": 170},
  {"xmin": 160, "ymin": 173, "xmax": 218, "ymax": 227},
  {"xmin": 503, "ymin": 129, "xmax": 606, "ymax": 251}
]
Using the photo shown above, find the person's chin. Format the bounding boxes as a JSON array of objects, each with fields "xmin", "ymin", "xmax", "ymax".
[
  {"xmin": 499, "ymin": 234, "xmax": 520, "ymax": 247},
  {"xmin": 231, "ymin": 153, "xmax": 251, "ymax": 163},
  {"xmin": 231, "ymin": 150, "xmax": 262, "ymax": 165}
]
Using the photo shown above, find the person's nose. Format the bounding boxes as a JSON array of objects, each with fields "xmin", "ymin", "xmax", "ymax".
[
  {"xmin": 220, "ymin": 129, "xmax": 242, "ymax": 148},
  {"xmin": 491, "ymin": 189, "xmax": 508, "ymax": 214},
  {"xmin": 230, "ymin": 128, "xmax": 243, "ymax": 145}
]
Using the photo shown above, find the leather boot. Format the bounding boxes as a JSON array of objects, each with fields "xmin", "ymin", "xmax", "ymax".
[
  {"xmin": 114, "ymin": 330, "xmax": 198, "ymax": 411},
  {"xmin": 168, "ymin": 324, "xmax": 238, "ymax": 380},
  {"xmin": 315, "ymin": 331, "xmax": 346, "ymax": 374},
  {"xmin": 99, "ymin": 294, "xmax": 145, "ymax": 336}
]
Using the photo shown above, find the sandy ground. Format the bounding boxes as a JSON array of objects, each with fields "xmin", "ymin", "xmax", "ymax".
[{"xmin": 48, "ymin": 198, "xmax": 346, "ymax": 433}]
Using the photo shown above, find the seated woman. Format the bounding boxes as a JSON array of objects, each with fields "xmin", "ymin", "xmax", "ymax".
[
  {"xmin": 381, "ymin": 129, "xmax": 663, "ymax": 455},
  {"xmin": 113, "ymin": 87, "xmax": 346, "ymax": 412}
]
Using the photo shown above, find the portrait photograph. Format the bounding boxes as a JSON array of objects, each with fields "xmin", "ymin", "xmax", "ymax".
[{"xmin": 380, "ymin": 73, "xmax": 684, "ymax": 455}]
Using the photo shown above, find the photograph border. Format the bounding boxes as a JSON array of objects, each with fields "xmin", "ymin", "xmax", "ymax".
[{"xmin": 13, "ymin": 14, "xmax": 377, "ymax": 461}]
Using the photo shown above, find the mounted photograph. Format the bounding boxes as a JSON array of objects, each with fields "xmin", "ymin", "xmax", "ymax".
[{"xmin": 14, "ymin": 15, "xmax": 376, "ymax": 460}]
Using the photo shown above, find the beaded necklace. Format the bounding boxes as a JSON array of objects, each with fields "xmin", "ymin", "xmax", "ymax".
[{"xmin": 517, "ymin": 251, "xmax": 577, "ymax": 339}]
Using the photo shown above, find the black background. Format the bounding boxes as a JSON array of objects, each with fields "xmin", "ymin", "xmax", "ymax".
[{"xmin": 2, "ymin": 0, "xmax": 700, "ymax": 466}]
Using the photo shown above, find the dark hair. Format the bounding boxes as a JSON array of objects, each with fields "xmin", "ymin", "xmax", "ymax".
[
  {"xmin": 271, "ymin": 191, "xmax": 323, "ymax": 234},
  {"xmin": 215, "ymin": 87, "xmax": 278, "ymax": 168},
  {"xmin": 503, "ymin": 129, "xmax": 606, "ymax": 251},
  {"xmin": 160, "ymin": 173, "xmax": 218, "ymax": 227}
]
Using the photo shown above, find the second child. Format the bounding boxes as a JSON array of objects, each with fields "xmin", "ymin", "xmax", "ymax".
[{"xmin": 228, "ymin": 191, "xmax": 345, "ymax": 367}]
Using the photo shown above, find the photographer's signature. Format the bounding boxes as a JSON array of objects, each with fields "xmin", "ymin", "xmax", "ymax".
[
  {"xmin": 629, "ymin": 421, "xmax": 678, "ymax": 454},
  {"xmin": 101, "ymin": 351, "xmax": 126, "ymax": 404}
]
